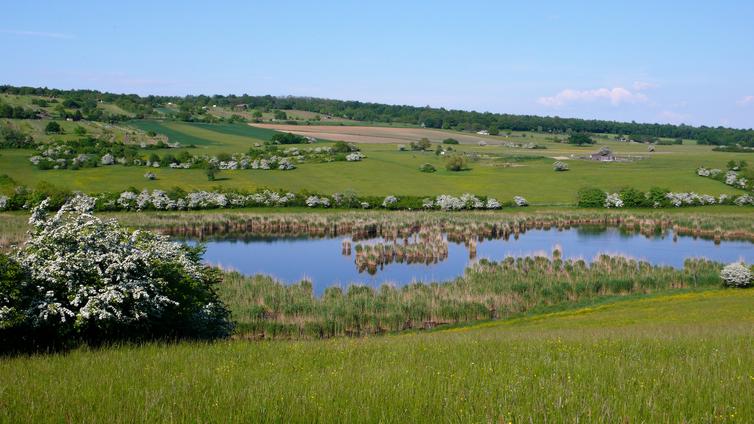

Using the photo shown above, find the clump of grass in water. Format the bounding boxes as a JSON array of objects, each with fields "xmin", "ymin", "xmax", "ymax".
[{"xmin": 220, "ymin": 248, "xmax": 725, "ymax": 339}]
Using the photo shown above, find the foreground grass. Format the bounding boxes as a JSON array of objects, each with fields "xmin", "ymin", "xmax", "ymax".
[{"xmin": 1, "ymin": 289, "xmax": 752, "ymax": 422}]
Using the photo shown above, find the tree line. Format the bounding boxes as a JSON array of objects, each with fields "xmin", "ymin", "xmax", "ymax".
[{"xmin": 2, "ymin": 85, "xmax": 753, "ymax": 146}]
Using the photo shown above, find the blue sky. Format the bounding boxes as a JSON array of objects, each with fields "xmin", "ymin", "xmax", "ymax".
[{"xmin": 2, "ymin": 1, "xmax": 753, "ymax": 128}]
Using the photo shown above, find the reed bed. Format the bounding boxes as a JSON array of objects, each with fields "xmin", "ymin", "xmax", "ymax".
[
  {"xmin": 3, "ymin": 208, "xmax": 754, "ymax": 249},
  {"xmin": 220, "ymin": 250, "xmax": 725, "ymax": 339}
]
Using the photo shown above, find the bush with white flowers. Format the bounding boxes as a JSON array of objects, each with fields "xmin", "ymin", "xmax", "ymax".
[
  {"xmin": 604, "ymin": 193, "xmax": 624, "ymax": 208},
  {"xmin": 720, "ymin": 262, "xmax": 752, "ymax": 288},
  {"xmin": 144, "ymin": 172, "xmax": 156, "ymax": 180},
  {"xmin": 553, "ymin": 161, "xmax": 569, "ymax": 171},
  {"xmin": 345, "ymin": 152, "xmax": 365, "ymax": 161},
  {"xmin": 305, "ymin": 196, "xmax": 331, "ymax": 208},
  {"xmin": 0, "ymin": 195, "xmax": 7, "ymax": 211},
  {"xmin": 100, "ymin": 154, "xmax": 115, "ymax": 166},
  {"xmin": 382, "ymin": 195, "xmax": 398, "ymax": 208},
  {"xmin": 513, "ymin": 196, "xmax": 528, "ymax": 207},
  {"xmin": 0, "ymin": 196, "xmax": 232, "ymax": 351}
]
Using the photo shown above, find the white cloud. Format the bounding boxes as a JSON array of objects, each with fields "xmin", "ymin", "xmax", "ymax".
[
  {"xmin": 538, "ymin": 87, "xmax": 648, "ymax": 107},
  {"xmin": 632, "ymin": 81, "xmax": 657, "ymax": 91},
  {"xmin": 737, "ymin": 95, "xmax": 754, "ymax": 107},
  {"xmin": 0, "ymin": 29, "xmax": 74, "ymax": 39}
]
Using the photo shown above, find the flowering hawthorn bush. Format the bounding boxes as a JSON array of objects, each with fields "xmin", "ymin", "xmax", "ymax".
[
  {"xmin": 552, "ymin": 161, "xmax": 569, "ymax": 171},
  {"xmin": 720, "ymin": 263, "xmax": 752, "ymax": 288},
  {"xmin": 0, "ymin": 195, "xmax": 232, "ymax": 352},
  {"xmin": 513, "ymin": 196, "xmax": 528, "ymax": 207}
]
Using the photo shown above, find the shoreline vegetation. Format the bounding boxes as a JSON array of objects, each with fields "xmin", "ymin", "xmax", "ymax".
[
  {"xmin": 3, "ymin": 206, "xmax": 754, "ymax": 248},
  {"xmin": 3, "ymin": 205, "xmax": 752, "ymax": 341}
]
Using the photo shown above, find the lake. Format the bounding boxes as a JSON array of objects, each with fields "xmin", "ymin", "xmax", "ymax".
[{"xmin": 192, "ymin": 226, "xmax": 753, "ymax": 294}]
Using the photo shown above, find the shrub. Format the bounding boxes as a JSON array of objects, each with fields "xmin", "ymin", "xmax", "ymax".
[
  {"xmin": 442, "ymin": 138, "xmax": 459, "ymax": 145},
  {"xmin": 44, "ymin": 121, "xmax": 61, "ymax": 134},
  {"xmin": 576, "ymin": 187, "xmax": 607, "ymax": 208},
  {"xmin": 552, "ymin": 161, "xmax": 569, "ymax": 171},
  {"xmin": 144, "ymin": 172, "xmax": 156, "ymax": 180},
  {"xmin": 646, "ymin": 187, "xmax": 670, "ymax": 208},
  {"xmin": 382, "ymin": 195, "xmax": 398, "ymax": 209},
  {"xmin": 720, "ymin": 263, "xmax": 752, "ymax": 288},
  {"xmin": 419, "ymin": 163, "xmax": 436, "ymax": 173},
  {"xmin": 270, "ymin": 132, "xmax": 306, "ymax": 144},
  {"xmin": 513, "ymin": 196, "xmax": 528, "ymax": 207},
  {"xmin": 410, "ymin": 138, "xmax": 432, "ymax": 151},
  {"xmin": 619, "ymin": 187, "xmax": 646, "ymax": 207},
  {"xmin": 333, "ymin": 141, "xmax": 358, "ymax": 153},
  {"xmin": 567, "ymin": 133, "xmax": 594, "ymax": 145},
  {"xmin": 0, "ymin": 196, "xmax": 232, "ymax": 353},
  {"xmin": 445, "ymin": 154, "xmax": 468, "ymax": 171}
]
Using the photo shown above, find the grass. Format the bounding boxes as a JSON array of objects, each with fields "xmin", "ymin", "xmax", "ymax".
[
  {"xmin": 1, "ymin": 289, "xmax": 752, "ymax": 422},
  {"xmin": 218, "ymin": 254, "xmax": 723, "ymax": 338},
  {"xmin": 1, "ymin": 120, "xmax": 748, "ymax": 203}
]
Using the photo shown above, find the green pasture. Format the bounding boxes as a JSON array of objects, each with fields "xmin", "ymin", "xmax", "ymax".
[
  {"xmin": 1, "ymin": 119, "xmax": 751, "ymax": 203},
  {"xmin": 1, "ymin": 289, "xmax": 751, "ymax": 422}
]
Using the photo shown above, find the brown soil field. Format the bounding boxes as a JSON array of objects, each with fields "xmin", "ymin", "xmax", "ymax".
[{"xmin": 249, "ymin": 124, "xmax": 496, "ymax": 144}]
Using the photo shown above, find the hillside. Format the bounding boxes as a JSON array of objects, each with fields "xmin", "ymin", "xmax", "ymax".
[{"xmin": 1, "ymin": 289, "xmax": 751, "ymax": 422}]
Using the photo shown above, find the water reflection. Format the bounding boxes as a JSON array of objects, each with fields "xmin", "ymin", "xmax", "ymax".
[{"xmin": 191, "ymin": 226, "xmax": 753, "ymax": 294}]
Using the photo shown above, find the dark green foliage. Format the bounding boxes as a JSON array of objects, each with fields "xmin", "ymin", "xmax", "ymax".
[
  {"xmin": 576, "ymin": 187, "xmax": 607, "ymax": 207},
  {"xmin": 270, "ymin": 132, "xmax": 306, "ymax": 144},
  {"xmin": 206, "ymin": 163, "xmax": 219, "ymax": 181},
  {"xmin": 419, "ymin": 163, "xmax": 436, "ymax": 173},
  {"xmin": 44, "ymin": 121, "xmax": 61, "ymax": 134},
  {"xmin": 442, "ymin": 138, "xmax": 459, "ymax": 145},
  {"xmin": 646, "ymin": 187, "xmax": 670, "ymax": 208},
  {"xmin": 0, "ymin": 101, "xmax": 38, "ymax": 119},
  {"xmin": 568, "ymin": 133, "xmax": 594, "ymax": 145},
  {"xmin": 410, "ymin": 138, "xmax": 432, "ymax": 151},
  {"xmin": 488, "ymin": 126, "xmax": 499, "ymax": 135},
  {"xmin": 619, "ymin": 187, "xmax": 647, "ymax": 207},
  {"xmin": 273, "ymin": 110, "xmax": 287, "ymax": 120},
  {"xmin": 0, "ymin": 121, "xmax": 33, "ymax": 148},
  {"xmin": 333, "ymin": 141, "xmax": 355, "ymax": 153}
]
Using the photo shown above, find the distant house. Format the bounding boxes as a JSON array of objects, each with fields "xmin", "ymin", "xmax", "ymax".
[
  {"xmin": 476, "ymin": 130, "xmax": 489, "ymax": 135},
  {"xmin": 590, "ymin": 147, "xmax": 615, "ymax": 161}
]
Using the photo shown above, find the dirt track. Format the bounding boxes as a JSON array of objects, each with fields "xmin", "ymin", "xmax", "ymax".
[{"xmin": 249, "ymin": 124, "xmax": 492, "ymax": 144}]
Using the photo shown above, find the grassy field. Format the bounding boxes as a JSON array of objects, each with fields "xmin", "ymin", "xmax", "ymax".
[
  {"xmin": 1, "ymin": 289, "xmax": 751, "ymax": 422},
  {"xmin": 1, "ymin": 118, "xmax": 749, "ymax": 203}
]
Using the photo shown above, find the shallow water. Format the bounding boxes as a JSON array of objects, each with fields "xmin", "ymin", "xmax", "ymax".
[{"xmin": 195, "ymin": 227, "xmax": 753, "ymax": 294}]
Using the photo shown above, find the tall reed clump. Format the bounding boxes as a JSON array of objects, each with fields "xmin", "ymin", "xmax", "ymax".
[{"xmin": 218, "ymin": 250, "xmax": 725, "ymax": 339}]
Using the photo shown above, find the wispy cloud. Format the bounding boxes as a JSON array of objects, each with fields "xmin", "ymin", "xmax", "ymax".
[
  {"xmin": 0, "ymin": 29, "xmax": 74, "ymax": 39},
  {"xmin": 538, "ymin": 87, "xmax": 648, "ymax": 107},
  {"xmin": 737, "ymin": 95, "xmax": 754, "ymax": 107}
]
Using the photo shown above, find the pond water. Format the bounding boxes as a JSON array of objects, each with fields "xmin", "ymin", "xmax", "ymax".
[{"xmin": 194, "ymin": 227, "xmax": 753, "ymax": 294}]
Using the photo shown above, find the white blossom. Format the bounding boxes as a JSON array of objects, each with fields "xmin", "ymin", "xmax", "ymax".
[
  {"xmin": 720, "ymin": 263, "xmax": 752, "ymax": 287},
  {"xmin": 513, "ymin": 196, "xmax": 528, "ymax": 207},
  {"xmin": 382, "ymin": 195, "xmax": 398, "ymax": 208}
]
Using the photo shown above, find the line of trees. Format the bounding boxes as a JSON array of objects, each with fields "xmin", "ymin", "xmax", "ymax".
[{"xmin": 2, "ymin": 85, "xmax": 753, "ymax": 146}]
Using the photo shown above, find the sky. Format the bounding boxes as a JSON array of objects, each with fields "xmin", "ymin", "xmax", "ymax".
[{"xmin": 2, "ymin": 1, "xmax": 754, "ymax": 128}]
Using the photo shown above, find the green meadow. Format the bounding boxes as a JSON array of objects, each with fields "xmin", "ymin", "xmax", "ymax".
[
  {"xmin": 0, "ymin": 119, "xmax": 747, "ymax": 204},
  {"xmin": 1, "ymin": 289, "xmax": 751, "ymax": 422}
]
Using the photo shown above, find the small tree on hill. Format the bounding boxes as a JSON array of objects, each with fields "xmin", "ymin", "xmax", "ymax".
[
  {"xmin": 445, "ymin": 154, "xmax": 468, "ymax": 171},
  {"xmin": 44, "ymin": 121, "xmax": 61, "ymax": 134},
  {"xmin": 568, "ymin": 133, "xmax": 594, "ymax": 145}
]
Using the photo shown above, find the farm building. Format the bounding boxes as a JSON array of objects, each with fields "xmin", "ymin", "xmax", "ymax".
[
  {"xmin": 476, "ymin": 130, "xmax": 489, "ymax": 135},
  {"xmin": 590, "ymin": 147, "xmax": 615, "ymax": 161}
]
